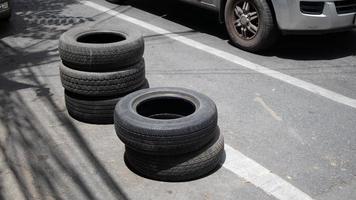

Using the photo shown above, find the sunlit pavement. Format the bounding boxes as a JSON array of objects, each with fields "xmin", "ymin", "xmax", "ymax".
[{"xmin": 0, "ymin": 0, "xmax": 355, "ymax": 199}]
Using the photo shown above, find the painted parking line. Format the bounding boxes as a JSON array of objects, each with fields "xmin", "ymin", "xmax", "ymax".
[
  {"xmin": 81, "ymin": 0, "xmax": 356, "ymax": 110},
  {"xmin": 224, "ymin": 145, "xmax": 314, "ymax": 200},
  {"xmin": 80, "ymin": 1, "xmax": 318, "ymax": 200}
]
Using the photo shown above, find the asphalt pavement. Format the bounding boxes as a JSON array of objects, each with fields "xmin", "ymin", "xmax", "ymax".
[{"xmin": 0, "ymin": 0, "xmax": 355, "ymax": 200}]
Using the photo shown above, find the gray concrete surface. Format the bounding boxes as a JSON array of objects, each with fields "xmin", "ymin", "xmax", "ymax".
[{"xmin": 0, "ymin": 0, "xmax": 355, "ymax": 199}]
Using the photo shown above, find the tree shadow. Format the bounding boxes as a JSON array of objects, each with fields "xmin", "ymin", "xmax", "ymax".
[
  {"xmin": 116, "ymin": 0, "xmax": 228, "ymax": 40},
  {"xmin": 0, "ymin": 0, "xmax": 128, "ymax": 199},
  {"xmin": 0, "ymin": 87, "xmax": 128, "ymax": 199}
]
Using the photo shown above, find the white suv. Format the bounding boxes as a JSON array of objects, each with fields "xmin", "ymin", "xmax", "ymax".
[
  {"xmin": 109, "ymin": 0, "xmax": 356, "ymax": 52},
  {"xmin": 178, "ymin": 0, "xmax": 356, "ymax": 52}
]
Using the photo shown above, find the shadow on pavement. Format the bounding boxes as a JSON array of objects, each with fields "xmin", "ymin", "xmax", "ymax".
[
  {"xmin": 118, "ymin": 0, "xmax": 228, "ymax": 40},
  {"xmin": 117, "ymin": 0, "xmax": 356, "ymax": 60},
  {"xmin": 267, "ymin": 31, "xmax": 356, "ymax": 60},
  {"xmin": 0, "ymin": 0, "xmax": 128, "ymax": 199}
]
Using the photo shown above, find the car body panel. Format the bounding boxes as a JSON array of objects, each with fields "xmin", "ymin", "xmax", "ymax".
[
  {"xmin": 271, "ymin": 0, "xmax": 356, "ymax": 32},
  {"xmin": 180, "ymin": 0, "xmax": 356, "ymax": 33}
]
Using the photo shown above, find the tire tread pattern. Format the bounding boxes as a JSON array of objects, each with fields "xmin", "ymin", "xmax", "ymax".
[
  {"xmin": 60, "ymin": 60, "xmax": 145, "ymax": 96},
  {"xmin": 125, "ymin": 131, "xmax": 224, "ymax": 181}
]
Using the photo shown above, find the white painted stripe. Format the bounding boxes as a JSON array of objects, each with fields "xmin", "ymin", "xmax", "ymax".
[
  {"xmin": 224, "ymin": 145, "xmax": 314, "ymax": 200},
  {"xmin": 81, "ymin": 0, "xmax": 356, "ymax": 109}
]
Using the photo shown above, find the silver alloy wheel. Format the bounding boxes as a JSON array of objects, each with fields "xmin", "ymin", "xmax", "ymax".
[{"xmin": 233, "ymin": 0, "xmax": 259, "ymax": 40}]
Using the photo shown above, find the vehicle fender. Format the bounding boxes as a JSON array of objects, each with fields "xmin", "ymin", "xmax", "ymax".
[
  {"xmin": 269, "ymin": 0, "xmax": 293, "ymax": 30},
  {"xmin": 219, "ymin": 0, "xmax": 287, "ymax": 28}
]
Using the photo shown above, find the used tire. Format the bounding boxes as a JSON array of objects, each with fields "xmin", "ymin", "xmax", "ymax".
[
  {"xmin": 59, "ymin": 26, "xmax": 144, "ymax": 72},
  {"xmin": 60, "ymin": 59, "xmax": 146, "ymax": 97},
  {"xmin": 125, "ymin": 129, "xmax": 224, "ymax": 182},
  {"xmin": 65, "ymin": 79, "xmax": 149, "ymax": 124},
  {"xmin": 224, "ymin": 0, "xmax": 278, "ymax": 52},
  {"xmin": 114, "ymin": 87, "xmax": 218, "ymax": 155}
]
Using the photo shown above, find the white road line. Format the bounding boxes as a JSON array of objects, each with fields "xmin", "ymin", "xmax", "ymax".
[
  {"xmin": 82, "ymin": 0, "xmax": 356, "ymax": 110},
  {"xmin": 224, "ymin": 145, "xmax": 314, "ymax": 200}
]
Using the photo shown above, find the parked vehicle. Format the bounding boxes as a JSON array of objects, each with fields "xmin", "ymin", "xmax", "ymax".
[
  {"xmin": 177, "ymin": 0, "xmax": 356, "ymax": 52},
  {"xmin": 110, "ymin": 0, "xmax": 354, "ymax": 52},
  {"xmin": 0, "ymin": 0, "xmax": 10, "ymax": 20}
]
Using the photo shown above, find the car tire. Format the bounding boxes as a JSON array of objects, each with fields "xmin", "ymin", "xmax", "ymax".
[
  {"xmin": 224, "ymin": 0, "xmax": 278, "ymax": 52},
  {"xmin": 125, "ymin": 129, "xmax": 224, "ymax": 182},
  {"xmin": 65, "ymin": 79, "xmax": 149, "ymax": 124},
  {"xmin": 59, "ymin": 26, "xmax": 144, "ymax": 72},
  {"xmin": 114, "ymin": 87, "xmax": 218, "ymax": 155},
  {"xmin": 60, "ymin": 59, "xmax": 146, "ymax": 97}
]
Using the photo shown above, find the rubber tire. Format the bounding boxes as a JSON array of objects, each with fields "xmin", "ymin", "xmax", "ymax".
[
  {"xmin": 114, "ymin": 87, "xmax": 218, "ymax": 155},
  {"xmin": 125, "ymin": 129, "xmax": 224, "ymax": 182},
  {"xmin": 59, "ymin": 26, "xmax": 144, "ymax": 72},
  {"xmin": 65, "ymin": 79, "xmax": 149, "ymax": 124},
  {"xmin": 224, "ymin": 0, "xmax": 278, "ymax": 52},
  {"xmin": 60, "ymin": 59, "xmax": 146, "ymax": 97}
]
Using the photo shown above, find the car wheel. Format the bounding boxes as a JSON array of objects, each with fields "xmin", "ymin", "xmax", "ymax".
[{"xmin": 224, "ymin": 0, "xmax": 278, "ymax": 52}]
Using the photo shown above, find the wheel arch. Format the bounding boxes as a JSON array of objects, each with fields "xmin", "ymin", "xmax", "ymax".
[
  {"xmin": 219, "ymin": 0, "xmax": 278, "ymax": 27},
  {"xmin": 218, "ymin": 0, "xmax": 228, "ymax": 23}
]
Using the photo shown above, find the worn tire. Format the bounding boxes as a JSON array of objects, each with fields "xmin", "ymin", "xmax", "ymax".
[
  {"xmin": 224, "ymin": 0, "xmax": 278, "ymax": 52},
  {"xmin": 125, "ymin": 129, "xmax": 224, "ymax": 182},
  {"xmin": 59, "ymin": 26, "xmax": 144, "ymax": 72},
  {"xmin": 65, "ymin": 79, "xmax": 149, "ymax": 124},
  {"xmin": 60, "ymin": 59, "xmax": 145, "ymax": 97},
  {"xmin": 114, "ymin": 87, "xmax": 218, "ymax": 155}
]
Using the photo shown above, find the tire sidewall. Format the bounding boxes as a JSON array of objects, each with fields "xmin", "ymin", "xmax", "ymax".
[
  {"xmin": 124, "ymin": 130, "xmax": 224, "ymax": 181},
  {"xmin": 60, "ymin": 59, "xmax": 145, "ymax": 81},
  {"xmin": 59, "ymin": 26, "xmax": 144, "ymax": 70},
  {"xmin": 115, "ymin": 87, "xmax": 218, "ymax": 136},
  {"xmin": 60, "ymin": 27, "xmax": 137, "ymax": 50}
]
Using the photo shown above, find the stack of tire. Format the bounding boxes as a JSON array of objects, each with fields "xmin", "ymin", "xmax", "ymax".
[
  {"xmin": 58, "ymin": 26, "xmax": 148, "ymax": 124},
  {"xmin": 114, "ymin": 87, "xmax": 224, "ymax": 181}
]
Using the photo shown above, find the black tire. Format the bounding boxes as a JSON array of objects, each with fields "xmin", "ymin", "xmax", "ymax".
[
  {"xmin": 59, "ymin": 26, "xmax": 144, "ymax": 72},
  {"xmin": 224, "ymin": 0, "xmax": 278, "ymax": 52},
  {"xmin": 114, "ymin": 87, "xmax": 218, "ymax": 155},
  {"xmin": 125, "ymin": 129, "xmax": 224, "ymax": 182},
  {"xmin": 65, "ymin": 79, "xmax": 149, "ymax": 124},
  {"xmin": 60, "ymin": 59, "xmax": 146, "ymax": 97}
]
